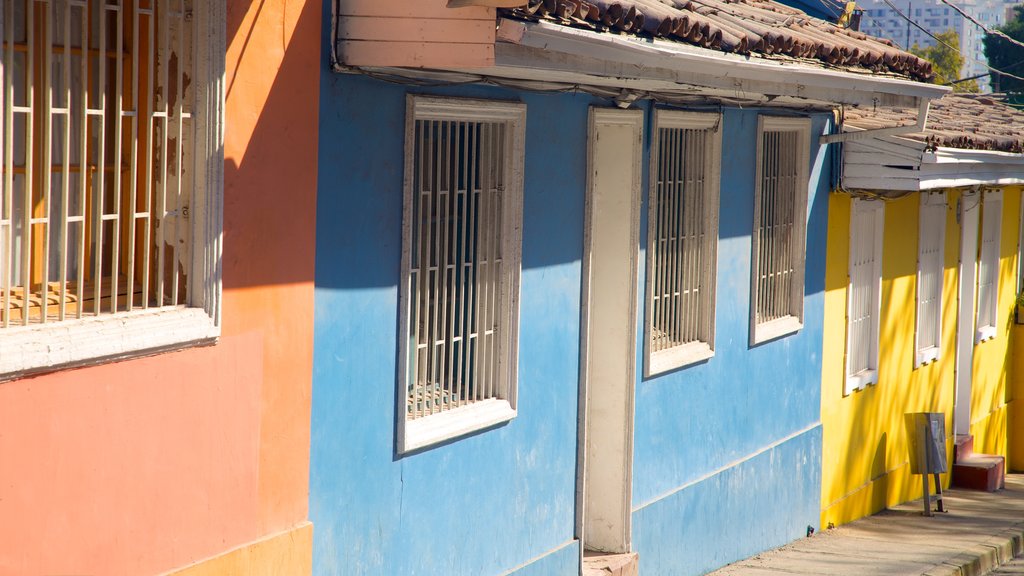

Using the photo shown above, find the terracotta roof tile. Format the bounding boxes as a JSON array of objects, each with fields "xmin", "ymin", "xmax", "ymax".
[
  {"xmin": 844, "ymin": 94, "xmax": 1024, "ymax": 153},
  {"xmin": 499, "ymin": 0, "xmax": 933, "ymax": 81}
]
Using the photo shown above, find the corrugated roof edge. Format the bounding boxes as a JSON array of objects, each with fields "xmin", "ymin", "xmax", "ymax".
[
  {"xmin": 496, "ymin": 0, "xmax": 933, "ymax": 81},
  {"xmin": 845, "ymin": 94, "xmax": 1024, "ymax": 154}
]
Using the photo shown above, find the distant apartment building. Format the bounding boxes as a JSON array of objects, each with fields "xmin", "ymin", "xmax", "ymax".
[{"xmin": 858, "ymin": 0, "xmax": 1021, "ymax": 91}]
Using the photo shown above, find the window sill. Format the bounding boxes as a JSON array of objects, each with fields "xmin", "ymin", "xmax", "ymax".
[
  {"xmin": 915, "ymin": 346, "xmax": 940, "ymax": 368},
  {"xmin": 647, "ymin": 341, "xmax": 714, "ymax": 377},
  {"xmin": 975, "ymin": 325, "xmax": 996, "ymax": 344},
  {"xmin": 845, "ymin": 369, "xmax": 878, "ymax": 396},
  {"xmin": 0, "ymin": 307, "xmax": 219, "ymax": 381},
  {"xmin": 751, "ymin": 315, "xmax": 802, "ymax": 346},
  {"xmin": 401, "ymin": 398, "xmax": 516, "ymax": 454}
]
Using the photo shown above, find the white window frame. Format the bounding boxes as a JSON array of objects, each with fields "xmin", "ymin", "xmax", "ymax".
[
  {"xmin": 0, "ymin": 2, "xmax": 225, "ymax": 380},
  {"xmin": 976, "ymin": 189, "xmax": 1003, "ymax": 343},
  {"xmin": 397, "ymin": 95, "xmax": 525, "ymax": 453},
  {"xmin": 749, "ymin": 116, "xmax": 811, "ymax": 345},
  {"xmin": 643, "ymin": 110, "xmax": 721, "ymax": 376},
  {"xmin": 845, "ymin": 198, "xmax": 884, "ymax": 395},
  {"xmin": 915, "ymin": 192, "xmax": 946, "ymax": 368}
]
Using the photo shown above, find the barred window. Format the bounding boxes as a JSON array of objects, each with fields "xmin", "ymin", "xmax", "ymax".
[
  {"xmin": 846, "ymin": 198, "xmax": 883, "ymax": 394},
  {"xmin": 644, "ymin": 110, "xmax": 720, "ymax": 375},
  {"xmin": 398, "ymin": 96, "xmax": 524, "ymax": 453},
  {"xmin": 915, "ymin": 192, "xmax": 946, "ymax": 367},
  {"xmin": 750, "ymin": 116, "xmax": 810, "ymax": 345},
  {"xmin": 0, "ymin": 0, "xmax": 223, "ymax": 376},
  {"xmin": 976, "ymin": 189, "xmax": 1002, "ymax": 343}
]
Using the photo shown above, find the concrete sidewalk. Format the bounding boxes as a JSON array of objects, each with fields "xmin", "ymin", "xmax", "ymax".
[{"xmin": 708, "ymin": 474, "xmax": 1024, "ymax": 576}]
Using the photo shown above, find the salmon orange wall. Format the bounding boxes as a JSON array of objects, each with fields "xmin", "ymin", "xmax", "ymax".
[
  {"xmin": 0, "ymin": 1, "xmax": 320, "ymax": 574},
  {"xmin": 821, "ymin": 188, "xmax": 1020, "ymax": 528}
]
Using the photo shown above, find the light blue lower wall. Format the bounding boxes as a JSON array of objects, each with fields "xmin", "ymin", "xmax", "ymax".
[{"xmin": 633, "ymin": 426, "xmax": 823, "ymax": 575}]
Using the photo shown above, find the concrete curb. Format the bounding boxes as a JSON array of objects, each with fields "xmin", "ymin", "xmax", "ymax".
[{"xmin": 923, "ymin": 524, "xmax": 1024, "ymax": 576}]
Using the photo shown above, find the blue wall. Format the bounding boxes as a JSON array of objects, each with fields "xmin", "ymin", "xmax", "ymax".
[
  {"xmin": 310, "ymin": 67, "xmax": 594, "ymax": 574},
  {"xmin": 630, "ymin": 110, "xmax": 832, "ymax": 575},
  {"xmin": 312, "ymin": 7, "xmax": 832, "ymax": 572}
]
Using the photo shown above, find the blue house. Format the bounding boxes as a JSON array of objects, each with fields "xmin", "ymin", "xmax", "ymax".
[{"xmin": 310, "ymin": 1, "xmax": 946, "ymax": 575}]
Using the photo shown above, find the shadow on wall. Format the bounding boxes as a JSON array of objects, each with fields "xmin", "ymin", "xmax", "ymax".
[
  {"xmin": 314, "ymin": 71, "xmax": 594, "ymax": 291},
  {"xmin": 222, "ymin": 0, "xmax": 320, "ymax": 291}
]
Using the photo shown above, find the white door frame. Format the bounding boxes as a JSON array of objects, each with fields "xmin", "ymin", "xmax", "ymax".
[
  {"xmin": 955, "ymin": 191, "xmax": 980, "ymax": 437},
  {"xmin": 576, "ymin": 107, "xmax": 643, "ymax": 556}
]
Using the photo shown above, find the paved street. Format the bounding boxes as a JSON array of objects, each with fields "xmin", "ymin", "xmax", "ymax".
[{"xmin": 708, "ymin": 474, "xmax": 1024, "ymax": 576}]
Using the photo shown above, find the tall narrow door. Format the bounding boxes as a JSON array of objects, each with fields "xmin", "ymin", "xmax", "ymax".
[
  {"xmin": 578, "ymin": 107, "xmax": 643, "ymax": 554},
  {"xmin": 955, "ymin": 192, "xmax": 980, "ymax": 437}
]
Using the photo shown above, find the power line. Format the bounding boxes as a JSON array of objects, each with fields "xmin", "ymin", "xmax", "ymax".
[
  {"xmin": 944, "ymin": 57, "xmax": 1024, "ymax": 85},
  {"xmin": 943, "ymin": 72, "xmax": 987, "ymax": 85},
  {"xmin": 817, "ymin": 0, "xmax": 842, "ymax": 19},
  {"xmin": 879, "ymin": 0, "xmax": 1024, "ymax": 82},
  {"xmin": 935, "ymin": 0, "xmax": 1024, "ymax": 50}
]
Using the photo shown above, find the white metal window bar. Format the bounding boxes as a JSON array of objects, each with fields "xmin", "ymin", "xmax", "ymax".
[
  {"xmin": 749, "ymin": 116, "xmax": 810, "ymax": 345},
  {"xmin": 915, "ymin": 192, "xmax": 946, "ymax": 367},
  {"xmin": 0, "ymin": 0, "xmax": 223, "ymax": 378},
  {"xmin": 976, "ymin": 189, "xmax": 1002, "ymax": 343},
  {"xmin": 845, "ymin": 198, "xmax": 883, "ymax": 395},
  {"xmin": 2, "ymin": 0, "xmax": 193, "ymax": 324},
  {"xmin": 398, "ymin": 96, "xmax": 524, "ymax": 453},
  {"xmin": 644, "ymin": 110, "xmax": 720, "ymax": 376}
]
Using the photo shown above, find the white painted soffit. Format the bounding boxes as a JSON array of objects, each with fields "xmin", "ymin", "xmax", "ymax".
[
  {"xmin": 918, "ymin": 146, "xmax": 1024, "ymax": 189},
  {"xmin": 487, "ymin": 18, "xmax": 948, "ymax": 109},
  {"xmin": 844, "ymin": 137, "xmax": 1024, "ymax": 191}
]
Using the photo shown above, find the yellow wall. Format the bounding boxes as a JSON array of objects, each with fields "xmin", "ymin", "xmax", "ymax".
[
  {"xmin": 164, "ymin": 522, "xmax": 312, "ymax": 576},
  {"xmin": 821, "ymin": 187, "xmax": 1021, "ymax": 527},
  {"xmin": 969, "ymin": 187, "xmax": 1021, "ymax": 458},
  {"xmin": 1010, "ymin": 324, "xmax": 1024, "ymax": 470}
]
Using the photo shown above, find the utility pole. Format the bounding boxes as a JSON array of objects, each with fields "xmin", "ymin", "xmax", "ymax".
[{"xmin": 907, "ymin": 0, "xmax": 912, "ymax": 49}]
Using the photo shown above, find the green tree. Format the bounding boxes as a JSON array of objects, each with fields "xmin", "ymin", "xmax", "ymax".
[
  {"xmin": 912, "ymin": 29, "xmax": 980, "ymax": 92},
  {"xmin": 983, "ymin": 5, "xmax": 1024, "ymax": 101}
]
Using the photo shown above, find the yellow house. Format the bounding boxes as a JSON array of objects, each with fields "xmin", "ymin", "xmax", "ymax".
[{"xmin": 821, "ymin": 94, "xmax": 1024, "ymax": 527}]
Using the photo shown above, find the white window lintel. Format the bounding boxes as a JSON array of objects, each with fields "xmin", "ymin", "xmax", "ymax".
[
  {"xmin": 760, "ymin": 115, "xmax": 813, "ymax": 133},
  {"xmin": 410, "ymin": 95, "xmax": 526, "ymax": 123},
  {"xmin": 654, "ymin": 109, "xmax": 721, "ymax": 131}
]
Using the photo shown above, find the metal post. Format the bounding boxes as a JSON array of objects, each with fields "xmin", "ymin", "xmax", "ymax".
[{"xmin": 922, "ymin": 422, "xmax": 933, "ymax": 517}]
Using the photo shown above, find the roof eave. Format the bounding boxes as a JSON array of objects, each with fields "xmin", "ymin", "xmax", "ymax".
[
  {"xmin": 493, "ymin": 18, "xmax": 948, "ymax": 108},
  {"xmin": 923, "ymin": 147, "xmax": 1024, "ymax": 165},
  {"xmin": 844, "ymin": 140, "xmax": 1024, "ymax": 191},
  {"xmin": 918, "ymin": 147, "xmax": 1024, "ymax": 189}
]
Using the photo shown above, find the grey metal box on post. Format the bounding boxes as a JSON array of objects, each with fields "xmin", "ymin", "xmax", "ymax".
[{"xmin": 905, "ymin": 412, "xmax": 947, "ymax": 516}]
